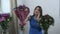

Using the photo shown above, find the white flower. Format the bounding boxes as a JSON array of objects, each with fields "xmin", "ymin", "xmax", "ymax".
[{"xmin": 7, "ymin": 19, "xmax": 9, "ymax": 21}]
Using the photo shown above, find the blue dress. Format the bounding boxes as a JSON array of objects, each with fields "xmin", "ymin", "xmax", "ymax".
[{"xmin": 29, "ymin": 16, "xmax": 42, "ymax": 34}]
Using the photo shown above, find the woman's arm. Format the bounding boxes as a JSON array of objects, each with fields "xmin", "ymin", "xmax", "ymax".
[
  {"xmin": 36, "ymin": 13, "xmax": 40, "ymax": 21},
  {"xmin": 24, "ymin": 14, "xmax": 30, "ymax": 22}
]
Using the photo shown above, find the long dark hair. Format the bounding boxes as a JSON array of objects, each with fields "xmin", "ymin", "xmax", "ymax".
[{"xmin": 33, "ymin": 6, "xmax": 42, "ymax": 17}]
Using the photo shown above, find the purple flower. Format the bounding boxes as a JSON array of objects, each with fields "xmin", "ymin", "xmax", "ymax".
[
  {"xmin": 1, "ymin": 14, "xmax": 9, "ymax": 19},
  {"xmin": 0, "ymin": 17, "xmax": 5, "ymax": 22}
]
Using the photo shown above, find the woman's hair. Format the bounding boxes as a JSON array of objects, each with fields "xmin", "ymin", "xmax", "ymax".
[{"xmin": 33, "ymin": 6, "xmax": 42, "ymax": 17}]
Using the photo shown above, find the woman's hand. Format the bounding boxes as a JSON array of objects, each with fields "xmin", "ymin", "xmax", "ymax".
[
  {"xmin": 24, "ymin": 14, "xmax": 30, "ymax": 23},
  {"xmin": 36, "ymin": 12, "xmax": 40, "ymax": 21}
]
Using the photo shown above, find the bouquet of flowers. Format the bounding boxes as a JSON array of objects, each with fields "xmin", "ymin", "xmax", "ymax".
[
  {"xmin": 0, "ymin": 13, "xmax": 12, "ymax": 34},
  {"xmin": 38, "ymin": 14, "xmax": 54, "ymax": 34},
  {"xmin": 14, "ymin": 5, "xmax": 30, "ymax": 31}
]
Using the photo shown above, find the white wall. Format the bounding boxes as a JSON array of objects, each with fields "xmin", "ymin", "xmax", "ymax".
[
  {"xmin": 0, "ymin": 0, "xmax": 2, "ymax": 13},
  {"xmin": 24, "ymin": 0, "xmax": 60, "ymax": 34},
  {"xmin": 17, "ymin": 0, "xmax": 26, "ymax": 6}
]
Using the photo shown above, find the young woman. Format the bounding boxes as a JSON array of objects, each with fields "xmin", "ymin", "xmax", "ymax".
[{"xmin": 25, "ymin": 6, "xmax": 42, "ymax": 34}]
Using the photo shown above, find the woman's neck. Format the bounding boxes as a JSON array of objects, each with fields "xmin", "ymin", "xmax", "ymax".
[
  {"xmin": 34, "ymin": 15, "xmax": 38, "ymax": 18},
  {"xmin": 34, "ymin": 14, "xmax": 40, "ymax": 19}
]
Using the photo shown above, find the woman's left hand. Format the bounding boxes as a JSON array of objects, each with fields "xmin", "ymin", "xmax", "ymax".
[{"xmin": 36, "ymin": 13, "xmax": 40, "ymax": 21}]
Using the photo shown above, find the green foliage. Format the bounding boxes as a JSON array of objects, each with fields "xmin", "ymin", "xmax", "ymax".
[
  {"xmin": 38, "ymin": 15, "xmax": 54, "ymax": 34},
  {"xmin": 0, "ymin": 17, "xmax": 12, "ymax": 30}
]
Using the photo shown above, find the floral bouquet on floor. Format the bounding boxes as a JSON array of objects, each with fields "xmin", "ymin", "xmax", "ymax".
[
  {"xmin": 38, "ymin": 14, "xmax": 54, "ymax": 34},
  {"xmin": 14, "ymin": 5, "xmax": 30, "ymax": 31},
  {"xmin": 0, "ymin": 13, "xmax": 12, "ymax": 34}
]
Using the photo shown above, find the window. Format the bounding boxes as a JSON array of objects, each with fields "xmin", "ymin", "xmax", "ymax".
[
  {"xmin": 0, "ymin": 0, "xmax": 2, "ymax": 13},
  {"xmin": 0, "ymin": 0, "xmax": 11, "ymax": 13}
]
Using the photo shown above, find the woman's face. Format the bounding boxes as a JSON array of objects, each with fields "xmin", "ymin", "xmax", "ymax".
[{"xmin": 34, "ymin": 7, "xmax": 40, "ymax": 15}]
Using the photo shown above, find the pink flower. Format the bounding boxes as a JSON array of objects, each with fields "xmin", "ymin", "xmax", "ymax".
[
  {"xmin": 0, "ymin": 17, "xmax": 5, "ymax": 22},
  {"xmin": 1, "ymin": 14, "xmax": 9, "ymax": 19},
  {"xmin": 15, "ymin": 5, "xmax": 30, "ymax": 26}
]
